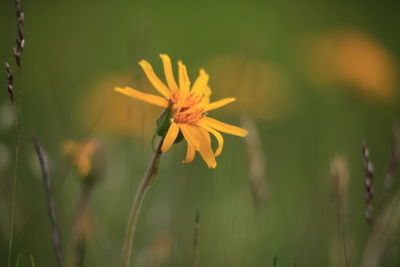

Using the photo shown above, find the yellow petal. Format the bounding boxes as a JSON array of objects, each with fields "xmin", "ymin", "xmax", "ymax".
[
  {"xmin": 161, "ymin": 123, "xmax": 180, "ymax": 152},
  {"xmin": 182, "ymin": 143, "xmax": 196, "ymax": 163},
  {"xmin": 179, "ymin": 124, "xmax": 200, "ymax": 149},
  {"xmin": 194, "ymin": 127, "xmax": 217, "ymax": 168},
  {"xmin": 77, "ymin": 157, "xmax": 91, "ymax": 177},
  {"xmin": 178, "ymin": 60, "xmax": 190, "ymax": 93},
  {"xmin": 200, "ymin": 117, "xmax": 248, "ymax": 137},
  {"xmin": 191, "ymin": 69, "xmax": 209, "ymax": 96},
  {"xmin": 160, "ymin": 54, "xmax": 179, "ymax": 93},
  {"xmin": 139, "ymin": 60, "xmax": 171, "ymax": 99},
  {"xmin": 115, "ymin": 87, "xmax": 169, "ymax": 108},
  {"xmin": 204, "ymin": 97, "xmax": 236, "ymax": 112},
  {"xmin": 197, "ymin": 122, "xmax": 224, "ymax": 156}
]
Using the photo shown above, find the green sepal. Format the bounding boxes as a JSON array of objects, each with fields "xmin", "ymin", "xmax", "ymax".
[{"xmin": 156, "ymin": 107, "xmax": 172, "ymax": 138}]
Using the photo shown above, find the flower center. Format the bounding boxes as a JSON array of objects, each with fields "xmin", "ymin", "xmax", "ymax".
[{"xmin": 173, "ymin": 108, "xmax": 204, "ymax": 124}]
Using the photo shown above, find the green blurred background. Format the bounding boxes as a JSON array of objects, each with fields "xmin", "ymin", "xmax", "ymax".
[{"xmin": 1, "ymin": 0, "xmax": 400, "ymax": 266}]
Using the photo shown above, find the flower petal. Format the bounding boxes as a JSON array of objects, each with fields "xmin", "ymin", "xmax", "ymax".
[
  {"xmin": 139, "ymin": 60, "xmax": 171, "ymax": 99},
  {"xmin": 191, "ymin": 69, "xmax": 209, "ymax": 97},
  {"xmin": 160, "ymin": 54, "xmax": 179, "ymax": 93},
  {"xmin": 179, "ymin": 124, "xmax": 200, "ymax": 149},
  {"xmin": 182, "ymin": 143, "xmax": 196, "ymax": 163},
  {"xmin": 161, "ymin": 122, "xmax": 180, "ymax": 152},
  {"xmin": 200, "ymin": 117, "xmax": 248, "ymax": 137},
  {"xmin": 194, "ymin": 127, "xmax": 217, "ymax": 168},
  {"xmin": 115, "ymin": 87, "xmax": 169, "ymax": 108},
  {"xmin": 178, "ymin": 60, "xmax": 190, "ymax": 93},
  {"xmin": 204, "ymin": 97, "xmax": 236, "ymax": 112},
  {"xmin": 197, "ymin": 122, "xmax": 224, "ymax": 156}
]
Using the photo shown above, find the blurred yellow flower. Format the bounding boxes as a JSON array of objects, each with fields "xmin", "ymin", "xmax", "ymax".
[
  {"xmin": 305, "ymin": 29, "xmax": 398, "ymax": 102},
  {"xmin": 61, "ymin": 139, "xmax": 98, "ymax": 178},
  {"xmin": 115, "ymin": 54, "xmax": 248, "ymax": 168}
]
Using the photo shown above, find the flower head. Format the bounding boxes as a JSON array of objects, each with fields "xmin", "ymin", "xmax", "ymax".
[
  {"xmin": 115, "ymin": 54, "xmax": 248, "ymax": 168},
  {"xmin": 62, "ymin": 139, "xmax": 104, "ymax": 180}
]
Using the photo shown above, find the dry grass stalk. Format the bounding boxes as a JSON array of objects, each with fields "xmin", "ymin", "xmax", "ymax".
[
  {"xmin": 330, "ymin": 155, "xmax": 350, "ymax": 267},
  {"xmin": 33, "ymin": 136, "xmax": 65, "ymax": 267},
  {"xmin": 241, "ymin": 116, "xmax": 268, "ymax": 207},
  {"xmin": 362, "ymin": 141, "xmax": 374, "ymax": 226},
  {"xmin": 361, "ymin": 188, "xmax": 400, "ymax": 267},
  {"xmin": 5, "ymin": 60, "xmax": 20, "ymax": 267},
  {"xmin": 384, "ymin": 123, "xmax": 400, "ymax": 189},
  {"xmin": 30, "ymin": 254, "xmax": 36, "ymax": 267},
  {"xmin": 13, "ymin": 0, "xmax": 25, "ymax": 69},
  {"xmin": 4, "ymin": 62, "xmax": 14, "ymax": 103}
]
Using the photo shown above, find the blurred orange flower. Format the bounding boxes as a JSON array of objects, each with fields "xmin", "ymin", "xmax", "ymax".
[
  {"xmin": 115, "ymin": 54, "xmax": 248, "ymax": 168},
  {"xmin": 305, "ymin": 29, "xmax": 398, "ymax": 102},
  {"xmin": 61, "ymin": 139, "xmax": 99, "ymax": 178}
]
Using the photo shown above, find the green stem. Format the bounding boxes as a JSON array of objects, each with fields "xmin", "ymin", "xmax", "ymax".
[{"xmin": 122, "ymin": 139, "xmax": 163, "ymax": 267}]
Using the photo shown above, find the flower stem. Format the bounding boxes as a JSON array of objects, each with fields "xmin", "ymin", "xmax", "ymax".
[{"xmin": 122, "ymin": 139, "xmax": 163, "ymax": 267}]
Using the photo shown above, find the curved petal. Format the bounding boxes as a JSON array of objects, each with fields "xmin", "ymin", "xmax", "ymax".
[
  {"xmin": 115, "ymin": 87, "xmax": 168, "ymax": 108},
  {"xmin": 197, "ymin": 122, "xmax": 224, "ymax": 156},
  {"xmin": 139, "ymin": 60, "xmax": 171, "ymax": 99},
  {"xmin": 160, "ymin": 54, "xmax": 179, "ymax": 93},
  {"xmin": 161, "ymin": 123, "xmax": 180, "ymax": 152},
  {"xmin": 182, "ymin": 143, "xmax": 196, "ymax": 163},
  {"xmin": 204, "ymin": 97, "xmax": 236, "ymax": 112},
  {"xmin": 179, "ymin": 124, "xmax": 200, "ymax": 149},
  {"xmin": 194, "ymin": 127, "xmax": 217, "ymax": 168},
  {"xmin": 200, "ymin": 117, "xmax": 248, "ymax": 137}
]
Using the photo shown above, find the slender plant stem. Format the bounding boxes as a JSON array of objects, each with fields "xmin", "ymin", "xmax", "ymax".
[
  {"xmin": 8, "ymin": 102, "xmax": 19, "ymax": 267},
  {"xmin": 34, "ymin": 136, "xmax": 65, "ymax": 267},
  {"xmin": 192, "ymin": 210, "xmax": 200, "ymax": 267},
  {"xmin": 71, "ymin": 184, "xmax": 93, "ymax": 267},
  {"xmin": 122, "ymin": 139, "xmax": 163, "ymax": 267}
]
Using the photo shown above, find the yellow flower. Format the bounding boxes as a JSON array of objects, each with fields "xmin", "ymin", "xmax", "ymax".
[
  {"xmin": 115, "ymin": 54, "xmax": 248, "ymax": 168},
  {"xmin": 61, "ymin": 139, "xmax": 98, "ymax": 177}
]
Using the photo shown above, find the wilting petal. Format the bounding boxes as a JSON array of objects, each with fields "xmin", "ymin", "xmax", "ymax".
[
  {"xmin": 115, "ymin": 87, "xmax": 168, "ymax": 107},
  {"xmin": 161, "ymin": 123, "xmax": 180, "ymax": 152},
  {"xmin": 179, "ymin": 124, "xmax": 200, "ymax": 149},
  {"xmin": 204, "ymin": 97, "xmax": 236, "ymax": 112},
  {"xmin": 160, "ymin": 54, "xmax": 179, "ymax": 93},
  {"xmin": 197, "ymin": 122, "xmax": 224, "ymax": 156},
  {"xmin": 139, "ymin": 60, "xmax": 171, "ymax": 99},
  {"xmin": 183, "ymin": 143, "xmax": 196, "ymax": 163},
  {"xmin": 200, "ymin": 117, "xmax": 248, "ymax": 137}
]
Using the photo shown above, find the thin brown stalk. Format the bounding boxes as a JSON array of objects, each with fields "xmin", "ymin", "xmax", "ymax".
[
  {"xmin": 122, "ymin": 139, "xmax": 163, "ymax": 267},
  {"xmin": 192, "ymin": 210, "xmax": 200, "ymax": 267},
  {"xmin": 30, "ymin": 254, "xmax": 36, "ymax": 267},
  {"xmin": 384, "ymin": 123, "xmax": 400, "ymax": 189},
  {"xmin": 330, "ymin": 155, "xmax": 350, "ymax": 267},
  {"xmin": 241, "ymin": 116, "xmax": 268, "ymax": 207},
  {"xmin": 33, "ymin": 136, "xmax": 65, "ymax": 267},
  {"xmin": 362, "ymin": 141, "xmax": 374, "ymax": 227}
]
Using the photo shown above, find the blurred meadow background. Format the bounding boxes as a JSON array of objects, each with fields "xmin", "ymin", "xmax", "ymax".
[{"xmin": 1, "ymin": 0, "xmax": 400, "ymax": 266}]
